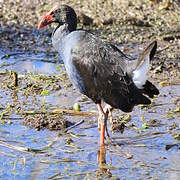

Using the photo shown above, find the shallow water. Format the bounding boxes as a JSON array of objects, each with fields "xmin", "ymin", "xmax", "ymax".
[
  {"xmin": 0, "ymin": 49, "xmax": 180, "ymax": 179},
  {"xmin": 0, "ymin": 49, "xmax": 58, "ymax": 75}
]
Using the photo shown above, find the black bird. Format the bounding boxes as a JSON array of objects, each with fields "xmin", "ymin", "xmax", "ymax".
[{"xmin": 38, "ymin": 5, "xmax": 159, "ymax": 146}]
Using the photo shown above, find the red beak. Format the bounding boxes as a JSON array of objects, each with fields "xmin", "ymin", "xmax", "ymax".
[
  {"xmin": 38, "ymin": 5, "xmax": 58, "ymax": 29},
  {"xmin": 38, "ymin": 14, "xmax": 53, "ymax": 29}
]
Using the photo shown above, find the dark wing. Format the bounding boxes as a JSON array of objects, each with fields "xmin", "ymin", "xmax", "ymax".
[{"xmin": 71, "ymin": 32, "xmax": 150, "ymax": 112}]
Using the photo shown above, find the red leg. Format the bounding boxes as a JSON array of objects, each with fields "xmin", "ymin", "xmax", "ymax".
[
  {"xmin": 100, "ymin": 123, "xmax": 105, "ymax": 146},
  {"xmin": 97, "ymin": 104, "xmax": 107, "ymax": 146}
]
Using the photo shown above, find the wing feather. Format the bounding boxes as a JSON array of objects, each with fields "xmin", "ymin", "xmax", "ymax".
[{"xmin": 71, "ymin": 32, "xmax": 150, "ymax": 110}]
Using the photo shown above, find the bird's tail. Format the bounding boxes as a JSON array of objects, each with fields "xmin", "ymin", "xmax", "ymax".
[
  {"xmin": 132, "ymin": 41, "xmax": 157, "ymax": 89},
  {"xmin": 141, "ymin": 80, "xmax": 159, "ymax": 98}
]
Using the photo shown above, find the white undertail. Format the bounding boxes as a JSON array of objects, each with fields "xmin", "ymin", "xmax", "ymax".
[{"xmin": 132, "ymin": 55, "xmax": 149, "ymax": 89}]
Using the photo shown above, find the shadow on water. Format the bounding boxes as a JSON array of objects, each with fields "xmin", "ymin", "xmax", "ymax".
[{"xmin": 0, "ymin": 48, "xmax": 180, "ymax": 179}]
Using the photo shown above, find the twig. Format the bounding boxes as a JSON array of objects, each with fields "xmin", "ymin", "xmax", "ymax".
[
  {"xmin": 0, "ymin": 140, "xmax": 45, "ymax": 154},
  {"xmin": 151, "ymin": 102, "xmax": 174, "ymax": 107},
  {"xmin": 53, "ymin": 109, "xmax": 97, "ymax": 117},
  {"xmin": 156, "ymin": 42, "xmax": 178, "ymax": 54},
  {"xmin": 48, "ymin": 172, "xmax": 61, "ymax": 179},
  {"xmin": 21, "ymin": 109, "xmax": 97, "ymax": 117},
  {"xmin": 1, "ymin": 52, "xmax": 26, "ymax": 59},
  {"xmin": 63, "ymin": 119, "xmax": 85, "ymax": 133},
  {"xmin": 156, "ymin": 45, "xmax": 169, "ymax": 54},
  {"xmin": 2, "ymin": 117, "xmax": 24, "ymax": 120}
]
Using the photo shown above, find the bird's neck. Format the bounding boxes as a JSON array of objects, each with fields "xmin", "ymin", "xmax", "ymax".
[{"xmin": 52, "ymin": 23, "xmax": 75, "ymax": 51}]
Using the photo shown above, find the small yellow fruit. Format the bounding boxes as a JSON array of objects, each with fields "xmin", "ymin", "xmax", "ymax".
[{"xmin": 73, "ymin": 103, "xmax": 80, "ymax": 111}]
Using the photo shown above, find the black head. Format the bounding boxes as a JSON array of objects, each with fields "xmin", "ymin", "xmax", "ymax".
[{"xmin": 38, "ymin": 5, "xmax": 77, "ymax": 32}]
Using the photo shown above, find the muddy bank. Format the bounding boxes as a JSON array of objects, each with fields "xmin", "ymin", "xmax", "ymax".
[{"xmin": 0, "ymin": 0, "xmax": 180, "ymax": 71}]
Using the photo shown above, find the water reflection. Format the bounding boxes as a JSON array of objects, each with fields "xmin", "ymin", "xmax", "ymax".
[
  {"xmin": 97, "ymin": 146, "xmax": 112, "ymax": 178},
  {"xmin": 6, "ymin": 60, "xmax": 58, "ymax": 75},
  {"xmin": 0, "ymin": 50, "xmax": 59, "ymax": 75}
]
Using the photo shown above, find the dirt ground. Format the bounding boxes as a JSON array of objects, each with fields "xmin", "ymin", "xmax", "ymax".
[{"xmin": 0, "ymin": 0, "xmax": 180, "ymax": 72}]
